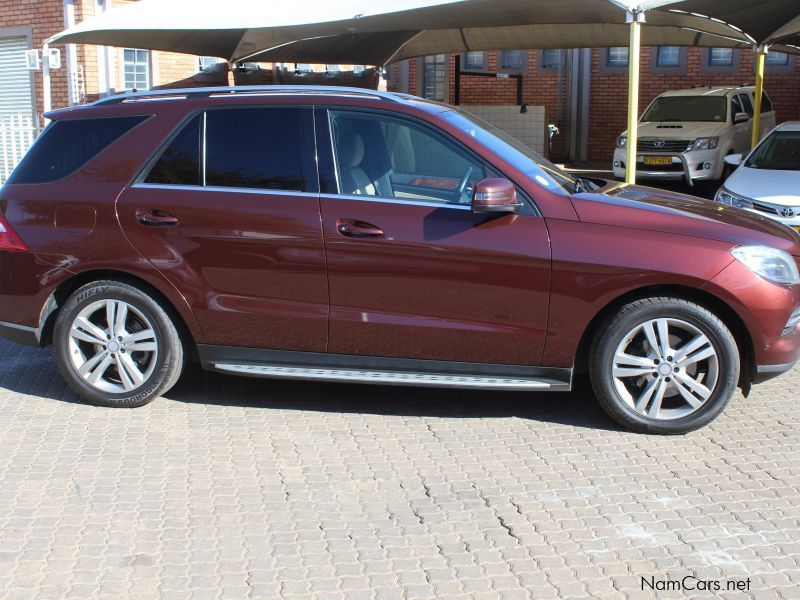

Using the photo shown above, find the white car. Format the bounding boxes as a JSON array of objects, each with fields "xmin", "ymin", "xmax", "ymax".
[
  {"xmin": 612, "ymin": 86, "xmax": 776, "ymax": 186},
  {"xmin": 715, "ymin": 122, "xmax": 800, "ymax": 233}
]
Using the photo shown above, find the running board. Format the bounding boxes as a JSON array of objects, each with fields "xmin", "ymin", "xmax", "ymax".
[{"xmin": 211, "ymin": 363, "xmax": 561, "ymax": 391}]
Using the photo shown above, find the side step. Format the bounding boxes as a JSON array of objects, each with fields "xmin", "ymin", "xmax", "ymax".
[{"xmin": 211, "ymin": 363, "xmax": 560, "ymax": 391}]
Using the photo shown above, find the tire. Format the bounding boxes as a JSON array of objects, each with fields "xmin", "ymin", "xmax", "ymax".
[
  {"xmin": 53, "ymin": 280, "xmax": 185, "ymax": 408},
  {"xmin": 589, "ymin": 297, "xmax": 739, "ymax": 434}
]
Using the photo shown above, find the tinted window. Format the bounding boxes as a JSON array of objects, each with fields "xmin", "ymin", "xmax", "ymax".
[
  {"xmin": 329, "ymin": 110, "xmax": 486, "ymax": 205},
  {"xmin": 205, "ymin": 108, "xmax": 306, "ymax": 191},
  {"xmin": 730, "ymin": 95, "xmax": 743, "ymax": 117},
  {"xmin": 641, "ymin": 96, "xmax": 727, "ymax": 123},
  {"xmin": 738, "ymin": 93, "xmax": 754, "ymax": 116},
  {"xmin": 746, "ymin": 130, "xmax": 800, "ymax": 170},
  {"xmin": 145, "ymin": 115, "xmax": 201, "ymax": 185},
  {"xmin": 8, "ymin": 116, "xmax": 147, "ymax": 184},
  {"xmin": 761, "ymin": 92, "xmax": 774, "ymax": 113}
]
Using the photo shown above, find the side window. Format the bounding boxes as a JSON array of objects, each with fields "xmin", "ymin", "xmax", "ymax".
[
  {"xmin": 730, "ymin": 95, "xmax": 743, "ymax": 119},
  {"xmin": 761, "ymin": 92, "xmax": 774, "ymax": 113},
  {"xmin": 8, "ymin": 116, "xmax": 147, "ymax": 184},
  {"xmin": 329, "ymin": 110, "xmax": 487, "ymax": 205},
  {"xmin": 145, "ymin": 115, "xmax": 201, "ymax": 185},
  {"xmin": 204, "ymin": 108, "xmax": 307, "ymax": 191},
  {"xmin": 738, "ymin": 93, "xmax": 754, "ymax": 116}
]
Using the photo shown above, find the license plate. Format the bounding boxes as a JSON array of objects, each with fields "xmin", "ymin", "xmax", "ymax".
[{"xmin": 643, "ymin": 156, "xmax": 672, "ymax": 166}]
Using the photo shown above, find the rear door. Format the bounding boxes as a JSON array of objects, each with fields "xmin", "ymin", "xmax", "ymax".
[
  {"xmin": 759, "ymin": 91, "xmax": 777, "ymax": 136},
  {"xmin": 117, "ymin": 106, "xmax": 329, "ymax": 351}
]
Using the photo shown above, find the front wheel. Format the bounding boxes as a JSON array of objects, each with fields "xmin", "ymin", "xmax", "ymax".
[
  {"xmin": 590, "ymin": 297, "xmax": 740, "ymax": 434},
  {"xmin": 54, "ymin": 280, "xmax": 185, "ymax": 407}
]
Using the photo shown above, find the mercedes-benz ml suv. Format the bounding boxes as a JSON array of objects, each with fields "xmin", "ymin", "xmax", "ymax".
[{"xmin": 1, "ymin": 86, "xmax": 799, "ymax": 434}]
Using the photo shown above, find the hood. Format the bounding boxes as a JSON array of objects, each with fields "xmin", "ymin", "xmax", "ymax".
[
  {"xmin": 724, "ymin": 166, "xmax": 800, "ymax": 206},
  {"xmin": 620, "ymin": 121, "xmax": 725, "ymax": 140},
  {"xmin": 571, "ymin": 182, "xmax": 800, "ymax": 255}
]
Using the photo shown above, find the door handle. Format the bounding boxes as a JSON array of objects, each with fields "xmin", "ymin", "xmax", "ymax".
[
  {"xmin": 136, "ymin": 209, "xmax": 179, "ymax": 227},
  {"xmin": 336, "ymin": 218, "xmax": 384, "ymax": 239}
]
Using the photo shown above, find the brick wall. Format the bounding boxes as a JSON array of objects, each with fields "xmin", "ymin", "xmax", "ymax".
[
  {"xmin": 0, "ymin": 0, "xmax": 68, "ymax": 119},
  {"xmin": 0, "ymin": 0, "xmax": 216, "ymax": 123},
  {"xmin": 588, "ymin": 47, "xmax": 800, "ymax": 163},
  {"xmin": 395, "ymin": 48, "xmax": 800, "ymax": 163}
]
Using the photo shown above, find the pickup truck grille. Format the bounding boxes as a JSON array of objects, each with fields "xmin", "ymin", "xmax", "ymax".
[
  {"xmin": 752, "ymin": 201, "xmax": 780, "ymax": 216},
  {"xmin": 638, "ymin": 139, "xmax": 692, "ymax": 152}
]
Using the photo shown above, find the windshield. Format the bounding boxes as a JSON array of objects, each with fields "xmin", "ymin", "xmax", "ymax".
[
  {"xmin": 641, "ymin": 96, "xmax": 727, "ymax": 123},
  {"xmin": 440, "ymin": 109, "xmax": 578, "ymax": 195},
  {"xmin": 745, "ymin": 130, "xmax": 800, "ymax": 171}
]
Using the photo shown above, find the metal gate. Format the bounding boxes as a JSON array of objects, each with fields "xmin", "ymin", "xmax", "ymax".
[
  {"xmin": 0, "ymin": 35, "xmax": 36, "ymax": 184},
  {"xmin": 0, "ymin": 113, "xmax": 36, "ymax": 184}
]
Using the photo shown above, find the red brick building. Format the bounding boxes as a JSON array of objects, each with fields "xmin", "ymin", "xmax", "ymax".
[
  {"xmin": 0, "ymin": 0, "xmax": 375, "ymax": 125},
  {"xmin": 388, "ymin": 48, "xmax": 800, "ymax": 163}
]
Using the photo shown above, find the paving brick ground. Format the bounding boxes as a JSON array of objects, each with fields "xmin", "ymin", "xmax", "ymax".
[{"xmin": 0, "ymin": 338, "xmax": 798, "ymax": 599}]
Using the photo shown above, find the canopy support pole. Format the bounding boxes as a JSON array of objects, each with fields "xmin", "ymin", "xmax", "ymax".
[
  {"xmin": 624, "ymin": 10, "xmax": 644, "ymax": 185},
  {"xmin": 751, "ymin": 45, "xmax": 767, "ymax": 149},
  {"xmin": 42, "ymin": 42, "xmax": 52, "ymax": 124}
]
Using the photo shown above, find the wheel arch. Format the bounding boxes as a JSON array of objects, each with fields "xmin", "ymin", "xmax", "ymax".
[
  {"xmin": 38, "ymin": 269, "xmax": 200, "ymax": 359},
  {"xmin": 573, "ymin": 284, "xmax": 755, "ymax": 388}
]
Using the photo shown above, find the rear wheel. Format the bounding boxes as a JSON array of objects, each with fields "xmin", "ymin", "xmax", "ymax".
[
  {"xmin": 54, "ymin": 280, "xmax": 184, "ymax": 407},
  {"xmin": 590, "ymin": 297, "xmax": 739, "ymax": 434}
]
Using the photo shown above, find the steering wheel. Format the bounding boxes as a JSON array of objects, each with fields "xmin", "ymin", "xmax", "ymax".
[{"xmin": 455, "ymin": 166, "xmax": 474, "ymax": 203}]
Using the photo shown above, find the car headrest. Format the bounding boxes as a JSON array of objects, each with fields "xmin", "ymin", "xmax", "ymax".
[{"xmin": 338, "ymin": 132, "xmax": 365, "ymax": 169}]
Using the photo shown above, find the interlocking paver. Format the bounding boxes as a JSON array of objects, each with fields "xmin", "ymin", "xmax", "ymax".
[{"xmin": 0, "ymin": 340, "xmax": 799, "ymax": 598}]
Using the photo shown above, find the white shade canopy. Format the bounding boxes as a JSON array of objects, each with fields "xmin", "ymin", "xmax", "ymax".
[{"xmin": 49, "ymin": 0, "xmax": 796, "ymax": 67}]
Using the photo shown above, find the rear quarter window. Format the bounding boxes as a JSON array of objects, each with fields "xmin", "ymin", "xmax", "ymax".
[{"xmin": 7, "ymin": 115, "xmax": 148, "ymax": 184}]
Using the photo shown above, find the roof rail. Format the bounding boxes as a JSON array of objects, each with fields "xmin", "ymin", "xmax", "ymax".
[{"xmin": 92, "ymin": 85, "xmax": 404, "ymax": 106}]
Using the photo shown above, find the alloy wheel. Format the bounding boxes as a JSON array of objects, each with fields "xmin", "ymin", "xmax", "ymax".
[
  {"xmin": 611, "ymin": 317, "xmax": 719, "ymax": 420},
  {"xmin": 67, "ymin": 299, "xmax": 158, "ymax": 393}
]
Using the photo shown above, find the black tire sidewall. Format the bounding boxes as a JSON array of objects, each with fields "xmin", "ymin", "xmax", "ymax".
[
  {"xmin": 591, "ymin": 299, "xmax": 739, "ymax": 434},
  {"xmin": 54, "ymin": 281, "xmax": 183, "ymax": 408}
]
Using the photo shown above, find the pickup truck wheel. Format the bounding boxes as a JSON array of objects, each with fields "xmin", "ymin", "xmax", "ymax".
[
  {"xmin": 590, "ymin": 297, "xmax": 739, "ymax": 434},
  {"xmin": 53, "ymin": 280, "xmax": 184, "ymax": 408}
]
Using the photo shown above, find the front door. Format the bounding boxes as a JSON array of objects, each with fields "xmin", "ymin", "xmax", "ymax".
[
  {"xmin": 318, "ymin": 108, "xmax": 551, "ymax": 366},
  {"xmin": 117, "ymin": 106, "xmax": 328, "ymax": 351},
  {"xmin": 731, "ymin": 94, "xmax": 752, "ymax": 153}
]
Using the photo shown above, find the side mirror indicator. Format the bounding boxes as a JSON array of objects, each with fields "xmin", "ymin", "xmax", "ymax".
[{"xmin": 471, "ymin": 177, "xmax": 521, "ymax": 214}]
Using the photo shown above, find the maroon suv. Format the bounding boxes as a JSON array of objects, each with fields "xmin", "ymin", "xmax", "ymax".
[{"xmin": 1, "ymin": 86, "xmax": 799, "ymax": 434}]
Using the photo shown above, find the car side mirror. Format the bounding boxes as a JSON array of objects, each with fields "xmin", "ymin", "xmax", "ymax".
[
  {"xmin": 471, "ymin": 177, "xmax": 521, "ymax": 214},
  {"xmin": 734, "ymin": 112, "xmax": 750, "ymax": 124},
  {"xmin": 724, "ymin": 154, "xmax": 743, "ymax": 167}
]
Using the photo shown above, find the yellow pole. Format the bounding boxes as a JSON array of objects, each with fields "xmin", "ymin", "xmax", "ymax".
[
  {"xmin": 751, "ymin": 46, "xmax": 767, "ymax": 149},
  {"xmin": 625, "ymin": 11, "xmax": 643, "ymax": 184}
]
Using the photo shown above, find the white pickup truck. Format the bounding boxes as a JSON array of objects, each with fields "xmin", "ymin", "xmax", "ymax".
[{"xmin": 612, "ymin": 86, "xmax": 776, "ymax": 187}]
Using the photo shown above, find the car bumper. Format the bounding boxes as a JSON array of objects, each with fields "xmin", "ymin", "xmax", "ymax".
[
  {"xmin": 612, "ymin": 148, "xmax": 722, "ymax": 183},
  {"xmin": 707, "ymin": 259, "xmax": 800, "ymax": 385}
]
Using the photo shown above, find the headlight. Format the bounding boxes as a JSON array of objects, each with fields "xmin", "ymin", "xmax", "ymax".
[
  {"xmin": 617, "ymin": 135, "xmax": 627, "ymax": 149},
  {"xmin": 731, "ymin": 245, "xmax": 800, "ymax": 285},
  {"xmin": 715, "ymin": 186, "xmax": 753, "ymax": 209},
  {"xmin": 690, "ymin": 137, "xmax": 719, "ymax": 151}
]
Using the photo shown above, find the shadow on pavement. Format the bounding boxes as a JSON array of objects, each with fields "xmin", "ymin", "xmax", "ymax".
[
  {"xmin": 0, "ymin": 332, "xmax": 622, "ymax": 432},
  {"xmin": 162, "ymin": 363, "xmax": 620, "ymax": 432}
]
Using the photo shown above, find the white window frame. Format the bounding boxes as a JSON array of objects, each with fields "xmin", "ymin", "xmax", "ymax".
[
  {"xmin": 656, "ymin": 46, "xmax": 681, "ymax": 67},
  {"xmin": 607, "ymin": 47, "xmax": 629, "ymax": 67},
  {"xmin": 709, "ymin": 47, "xmax": 734, "ymax": 67},
  {"xmin": 123, "ymin": 48, "xmax": 151, "ymax": 91}
]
